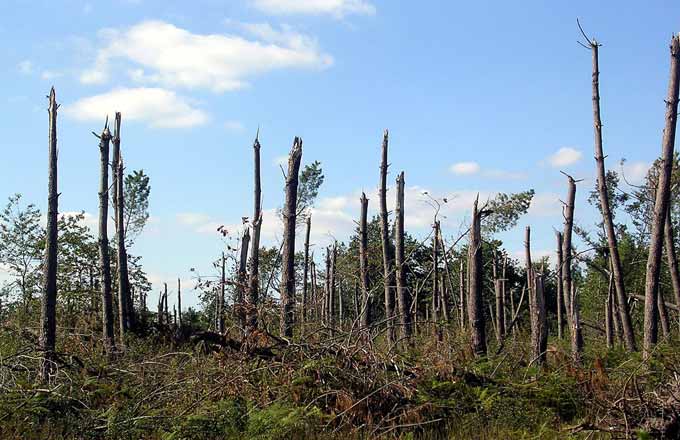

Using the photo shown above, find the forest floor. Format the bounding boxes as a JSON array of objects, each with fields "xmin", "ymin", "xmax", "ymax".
[{"xmin": 1, "ymin": 321, "xmax": 679, "ymax": 439}]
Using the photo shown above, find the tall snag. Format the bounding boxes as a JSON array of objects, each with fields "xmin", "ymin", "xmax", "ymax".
[
  {"xmin": 302, "ymin": 216, "xmax": 311, "ymax": 326},
  {"xmin": 280, "ymin": 137, "xmax": 303, "ymax": 338},
  {"xmin": 39, "ymin": 87, "xmax": 59, "ymax": 379},
  {"xmin": 585, "ymin": 33, "xmax": 636, "ymax": 351},
  {"xmin": 395, "ymin": 172, "xmax": 411, "ymax": 339},
  {"xmin": 236, "ymin": 229, "xmax": 250, "ymax": 331},
  {"xmin": 218, "ymin": 252, "xmax": 225, "ymax": 333},
  {"xmin": 562, "ymin": 174, "xmax": 581, "ymax": 362},
  {"xmin": 97, "ymin": 120, "xmax": 115, "ymax": 352},
  {"xmin": 555, "ymin": 231, "xmax": 565, "ymax": 339},
  {"xmin": 359, "ymin": 193, "xmax": 371, "ymax": 330},
  {"xmin": 247, "ymin": 134, "xmax": 262, "ymax": 332},
  {"xmin": 432, "ymin": 221, "xmax": 441, "ymax": 341},
  {"xmin": 468, "ymin": 197, "xmax": 486, "ymax": 356},
  {"xmin": 379, "ymin": 130, "xmax": 396, "ymax": 343},
  {"xmin": 644, "ymin": 36, "xmax": 680, "ymax": 358},
  {"xmin": 663, "ymin": 205, "xmax": 680, "ymax": 315},
  {"xmin": 526, "ymin": 227, "xmax": 546, "ymax": 364},
  {"xmin": 177, "ymin": 278, "xmax": 183, "ymax": 328}
]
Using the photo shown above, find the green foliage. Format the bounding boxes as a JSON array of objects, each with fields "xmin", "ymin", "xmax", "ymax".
[
  {"xmin": 297, "ymin": 160, "xmax": 324, "ymax": 217},
  {"xmin": 124, "ymin": 169, "xmax": 151, "ymax": 246},
  {"xmin": 483, "ymin": 189, "xmax": 535, "ymax": 234}
]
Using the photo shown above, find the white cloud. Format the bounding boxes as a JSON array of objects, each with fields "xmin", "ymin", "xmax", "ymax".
[
  {"xmin": 251, "ymin": 0, "xmax": 376, "ymax": 17},
  {"xmin": 548, "ymin": 147, "xmax": 582, "ymax": 168},
  {"xmin": 450, "ymin": 161, "xmax": 481, "ymax": 175},
  {"xmin": 17, "ymin": 60, "xmax": 33, "ymax": 74},
  {"xmin": 80, "ymin": 20, "xmax": 333, "ymax": 92},
  {"xmin": 64, "ymin": 87, "xmax": 209, "ymax": 128},
  {"xmin": 527, "ymin": 192, "xmax": 561, "ymax": 217},
  {"xmin": 177, "ymin": 212, "xmax": 212, "ymax": 226},
  {"xmin": 224, "ymin": 120, "xmax": 244, "ymax": 132},
  {"xmin": 274, "ymin": 155, "xmax": 289, "ymax": 167},
  {"xmin": 620, "ymin": 161, "xmax": 649, "ymax": 185},
  {"xmin": 41, "ymin": 70, "xmax": 62, "ymax": 80}
]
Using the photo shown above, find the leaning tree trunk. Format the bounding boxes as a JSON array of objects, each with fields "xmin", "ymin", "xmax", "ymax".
[
  {"xmin": 378, "ymin": 130, "xmax": 397, "ymax": 343},
  {"xmin": 279, "ymin": 138, "xmax": 303, "ymax": 338},
  {"xmin": 302, "ymin": 216, "xmax": 311, "ymax": 327},
  {"xmin": 468, "ymin": 197, "xmax": 486, "ymax": 356},
  {"xmin": 39, "ymin": 87, "xmax": 59, "ymax": 379},
  {"xmin": 359, "ymin": 193, "xmax": 371, "ymax": 330},
  {"xmin": 664, "ymin": 205, "xmax": 680, "ymax": 322},
  {"xmin": 562, "ymin": 174, "xmax": 581, "ymax": 362},
  {"xmin": 589, "ymin": 41, "xmax": 637, "ymax": 351},
  {"xmin": 247, "ymin": 134, "xmax": 263, "ymax": 332},
  {"xmin": 97, "ymin": 122, "xmax": 116, "ymax": 352},
  {"xmin": 644, "ymin": 36, "xmax": 680, "ymax": 358},
  {"xmin": 555, "ymin": 231, "xmax": 565, "ymax": 339},
  {"xmin": 394, "ymin": 172, "xmax": 411, "ymax": 340}
]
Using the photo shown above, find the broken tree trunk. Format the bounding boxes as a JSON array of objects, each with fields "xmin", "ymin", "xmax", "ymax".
[
  {"xmin": 606, "ymin": 272, "xmax": 614, "ymax": 349},
  {"xmin": 218, "ymin": 252, "xmax": 226, "ymax": 333},
  {"xmin": 97, "ymin": 121, "xmax": 116, "ymax": 353},
  {"xmin": 562, "ymin": 174, "xmax": 581, "ymax": 361},
  {"xmin": 39, "ymin": 87, "xmax": 59, "ymax": 379},
  {"xmin": 379, "ymin": 130, "xmax": 397, "ymax": 343},
  {"xmin": 359, "ymin": 193, "xmax": 371, "ymax": 330},
  {"xmin": 302, "ymin": 216, "xmax": 311, "ymax": 327},
  {"xmin": 468, "ymin": 197, "xmax": 486, "ymax": 356},
  {"xmin": 589, "ymin": 40, "xmax": 637, "ymax": 351},
  {"xmin": 247, "ymin": 134, "xmax": 263, "ymax": 332},
  {"xmin": 494, "ymin": 252, "xmax": 504, "ymax": 344},
  {"xmin": 236, "ymin": 229, "xmax": 250, "ymax": 331},
  {"xmin": 644, "ymin": 36, "xmax": 680, "ymax": 358},
  {"xmin": 664, "ymin": 203, "xmax": 680, "ymax": 328},
  {"xmin": 330, "ymin": 244, "xmax": 337, "ymax": 329},
  {"xmin": 432, "ymin": 221, "xmax": 441, "ymax": 341},
  {"xmin": 395, "ymin": 171, "xmax": 411, "ymax": 340},
  {"xmin": 459, "ymin": 259, "xmax": 466, "ymax": 330},
  {"xmin": 279, "ymin": 137, "xmax": 303, "ymax": 338},
  {"xmin": 556, "ymin": 231, "xmax": 565, "ymax": 339},
  {"xmin": 534, "ymin": 272, "xmax": 548, "ymax": 364},
  {"xmin": 177, "ymin": 278, "xmax": 183, "ymax": 328}
]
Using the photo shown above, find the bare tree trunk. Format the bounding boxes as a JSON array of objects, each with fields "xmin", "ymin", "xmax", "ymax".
[
  {"xmin": 311, "ymin": 260, "xmax": 318, "ymax": 321},
  {"xmin": 279, "ymin": 138, "xmax": 303, "ymax": 338},
  {"xmin": 97, "ymin": 121, "xmax": 115, "ymax": 353},
  {"xmin": 177, "ymin": 278, "xmax": 182, "ymax": 328},
  {"xmin": 247, "ymin": 134, "xmax": 262, "ymax": 332},
  {"xmin": 378, "ymin": 130, "xmax": 396, "ymax": 343},
  {"xmin": 589, "ymin": 41, "xmax": 637, "ymax": 351},
  {"xmin": 395, "ymin": 172, "xmax": 411, "ymax": 340},
  {"xmin": 562, "ymin": 175, "xmax": 581, "ymax": 362},
  {"xmin": 459, "ymin": 259, "xmax": 466, "ymax": 330},
  {"xmin": 40, "ymin": 87, "xmax": 59, "ymax": 379},
  {"xmin": 302, "ymin": 216, "xmax": 311, "ymax": 327},
  {"xmin": 234, "ymin": 230, "xmax": 249, "ymax": 332},
  {"xmin": 534, "ymin": 272, "xmax": 548, "ymax": 364},
  {"xmin": 437, "ymin": 227, "xmax": 454, "ymax": 323},
  {"xmin": 432, "ymin": 221, "xmax": 441, "ymax": 341},
  {"xmin": 323, "ymin": 249, "xmax": 330, "ymax": 325},
  {"xmin": 494, "ymin": 252, "xmax": 504, "ymax": 344},
  {"xmin": 570, "ymin": 285, "xmax": 582, "ymax": 363},
  {"xmin": 218, "ymin": 252, "xmax": 225, "ymax": 333},
  {"xmin": 606, "ymin": 272, "xmax": 614, "ymax": 348},
  {"xmin": 658, "ymin": 290, "xmax": 670, "ymax": 338},
  {"xmin": 359, "ymin": 193, "xmax": 371, "ymax": 330},
  {"xmin": 330, "ymin": 244, "xmax": 337, "ymax": 329},
  {"xmin": 468, "ymin": 197, "xmax": 486, "ymax": 356},
  {"xmin": 555, "ymin": 232, "xmax": 565, "ymax": 339},
  {"xmin": 664, "ymin": 205, "xmax": 680, "ymax": 320},
  {"xmin": 644, "ymin": 36, "xmax": 680, "ymax": 358},
  {"xmin": 525, "ymin": 227, "xmax": 541, "ymax": 363}
]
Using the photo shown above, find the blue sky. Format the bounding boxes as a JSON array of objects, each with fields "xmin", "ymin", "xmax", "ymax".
[{"xmin": 1, "ymin": 0, "xmax": 679, "ymax": 308}]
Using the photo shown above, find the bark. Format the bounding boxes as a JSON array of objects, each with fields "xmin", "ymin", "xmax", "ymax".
[
  {"xmin": 279, "ymin": 138, "xmax": 303, "ymax": 338},
  {"xmin": 432, "ymin": 221, "xmax": 441, "ymax": 341},
  {"xmin": 218, "ymin": 252, "xmax": 225, "ymax": 333},
  {"xmin": 590, "ymin": 42, "xmax": 637, "ymax": 351},
  {"xmin": 247, "ymin": 135, "xmax": 263, "ymax": 332},
  {"xmin": 378, "ymin": 130, "xmax": 396, "ymax": 343},
  {"xmin": 459, "ymin": 259, "xmax": 466, "ymax": 329},
  {"xmin": 658, "ymin": 290, "xmax": 670, "ymax": 338},
  {"xmin": 437, "ymin": 227, "xmax": 454, "ymax": 323},
  {"xmin": 236, "ymin": 229, "xmax": 250, "ymax": 330},
  {"xmin": 526, "ymin": 227, "xmax": 543, "ymax": 363},
  {"xmin": 359, "ymin": 193, "xmax": 371, "ymax": 329},
  {"xmin": 39, "ymin": 87, "xmax": 59, "ymax": 379},
  {"xmin": 468, "ymin": 198, "xmax": 486, "ymax": 356},
  {"xmin": 644, "ymin": 36, "xmax": 680, "ymax": 358},
  {"xmin": 394, "ymin": 172, "xmax": 411, "ymax": 339},
  {"xmin": 302, "ymin": 216, "xmax": 311, "ymax": 326},
  {"xmin": 606, "ymin": 272, "xmax": 614, "ymax": 348},
  {"xmin": 562, "ymin": 175, "xmax": 580, "ymax": 361},
  {"xmin": 330, "ymin": 244, "xmax": 337, "ymax": 328},
  {"xmin": 494, "ymin": 253, "xmax": 504, "ymax": 343},
  {"xmin": 664, "ymin": 205, "xmax": 680, "ymax": 317},
  {"xmin": 555, "ymin": 231, "xmax": 565, "ymax": 339},
  {"xmin": 177, "ymin": 278, "xmax": 183, "ymax": 328},
  {"xmin": 534, "ymin": 273, "xmax": 548, "ymax": 364},
  {"xmin": 97, "ymin": 122, "xmax": 115, "ymax": 352},
  {"xmin": 570, "ymin": 285, "xmax": 583, "ymax": 363}
]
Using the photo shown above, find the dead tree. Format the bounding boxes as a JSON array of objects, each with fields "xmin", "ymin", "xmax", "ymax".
[
  {"xmin": 359, "ymin": 193, "xmax": 371, "ymax": 330},
  {"xmin": 324, "ymin": 248, "xmax": 331, "ymax": 325},
  {"xmin": 164, "ymin": 282, "xmax": 169, "ymax": 324},
  {"xmin": 97, "ymin": 121, "xmax": 115, "ymax": 352},
  {"xmin": 247, "ymin": 134, "xmax": 263, "ymax": 332},
  {"xmin": 39, "ymin": 87, "xmax": 59, "ymax": 379},
  {"xmin": 555, "ymin": 231, "xmax": 565, "ymax": 339},
  {"xmin": 605, "ymin": 271, "xmax": 614, "ymax": 348},
  {"xmin": 585, "ymin": 34, "xmax": 636, "ymax": 351},
  {"xmin": 280, "ymin": 138, "xmax": 303, "ymax": 338},
  {"xmin": 302, "ymin": 216, "xmax": 311, "ymax": 326},
  {"xmin": 437, "ymin": 226, "xmax": 453, "ymax": 323},
  {"xmin": 236, "ymin": 228, "xmax": 250, "ymax": 331},
  {"xmin": 218, "ymin": 252, "xmax": 226, "ymax": 333},
  {"xmin": 177, "ymin": 278, "xmax": 183, "ymax": 328},
  {"xmin": 468, "ymin": 197, "xmax": 486, "ymax": 356},
  {"xmin": 494, "ymin": 255, "xmax": 504, "ymax": 344},
  {"xmin": 459, "ymin": 259, "xmax": 466, "ymax": 329},
  {"xmin": 534, "ymin": 272, "xmax": 548, "ymax": 364},
  {"xmin": 329, "ymin": 244, "xmax": 337, "ymax": 329},
  {"xmin": 432, "ymin": 221, "xmax": 441, "ymax": 340},
  {"xmin": 379, "ymin": 130, "xmax": 397, "ymax": 343},
  {"xmin": 643, "ymin": 36, "xmax": 680, "ymax": 358},
  {"xmin": 395, "ymin": 172, "xmax": 412, "ymax": 339},
  {"xmin": 664, "ymin": 205, "xmax": 680, "ymax": 316},
  {"xmin": 526, "ymin": 227, "xmax": 546, "ymax": 364},
  {"xmin": 562, "ymin": 174, "xmax": 581, "ymax": 361}
]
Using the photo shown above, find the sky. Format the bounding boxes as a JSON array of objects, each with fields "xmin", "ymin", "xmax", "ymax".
[{"xmin": 1, "ymin": 0, "xmax": 679, "ymax": 309}]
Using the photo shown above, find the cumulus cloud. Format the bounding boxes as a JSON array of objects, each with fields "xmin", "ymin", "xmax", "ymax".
[
  {"xmin": 450, "ymin": 161, "xmax": 481, "ymax": 175},
  {"xmin": 620, "ymin": 161, "xmax": 649, "ymax": 185},
  {"xmin": 548, "ymin": 147, "xmax": 582, "ymax": 167},
  {"xmin": 64, "ymin": 87, "xmax": 209, "ymax": 128},
  {"xmin": 80, "ymin": 20, "xmax": 332, "ymax": 92},
  {"xmin": 527, "ymin": 192, "xmax": 561, "ymax": 217},
  {"xmin": 251, "ymin": 0, "xmax": 376, "ymax": 17}
]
